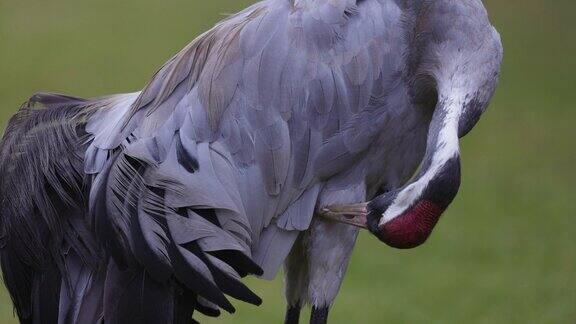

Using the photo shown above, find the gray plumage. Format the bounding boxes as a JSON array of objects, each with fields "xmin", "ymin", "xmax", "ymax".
[{"xmin": 0, "ymin": 0, "xmax": 502, "ymax": 323}]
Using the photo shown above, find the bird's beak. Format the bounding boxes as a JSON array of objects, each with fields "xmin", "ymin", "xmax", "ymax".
[{"xmin": 317, "ymin": 203, "xmax": 369, "ymax": 229}]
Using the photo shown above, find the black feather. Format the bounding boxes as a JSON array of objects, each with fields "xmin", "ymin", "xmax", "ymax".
[
  {"xmin": 175, "ymin": 131, "xmax": 199, "ymax": 173},
  {"xmin": 173, "ymin": 288, "xmax": 197, "ymax": 324},
  {"xmin": 130, "ymin": 183, "xmax": 173, "ymax": 283},
  {"xmin": 31, "ymin": 261, "xmax": 61, "ymax": 324},
  {"xmin": 0, "ymin": 93, "xmax": 96, "ymax": 324},
  {"xmin": 167, "ymin": 239, "xmax": 235, "ymax": 313},
  {"xmin": 208, "ymin": 250, "xmax": 264, "ymax": 277},
  {"xmin": 92, "ymin": 152, "xmax": 132, "ymax": 270},
  {"xmin": 185, "ymin": 243, "xmax": 262, "ymax": 306},
  {"xmin": 103, "ymin": 259, "xmax": 174, "ymax": 324},
  {"xmin": 191, "ymin": 208, "xmax": 221, "ymax": 227},
  {"xmin": 194, "ymin": 300, "xmax": 221, "ymax": 318},
  {"xmin": 0, "ymin": 244, "xmax": 34, "ymax": 321}
]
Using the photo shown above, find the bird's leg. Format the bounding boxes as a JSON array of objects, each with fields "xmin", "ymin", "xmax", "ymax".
[
  {"xmin": 306, "ymin": 217, "xmax": 359, "ymax": 324},
  {"xmin": 301, "ymin": 184, "xmax": 364, "ymax": 323},
  {"xmin": 284, "ymin": 234, "xmax": 309, "ymax": 324},
  {"xmin": 316, "ymin": 203, "xmax": 369, "ymax": 229},
  {"xmin": 310, "ymin": 306, "xmax": 330, "ymax": 324},
  {"xmin": 285, "ymin": 304, "xmax": 302, "ymax": 324}
]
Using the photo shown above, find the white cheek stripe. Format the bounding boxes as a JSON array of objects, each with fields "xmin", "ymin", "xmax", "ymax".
[{"xmin": 379, "ymin": 99, "xmax": 462, "ymax": 226}]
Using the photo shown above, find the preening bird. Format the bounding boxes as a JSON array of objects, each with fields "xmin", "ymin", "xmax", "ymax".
[{"xmin": 0, "ymin": 0, "xmax": 502, "ymax": 323}]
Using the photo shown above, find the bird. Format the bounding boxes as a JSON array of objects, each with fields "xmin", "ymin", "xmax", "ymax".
[{"xmin": 0, "ymin": 0, "xmax": 502, "ymax": 323}]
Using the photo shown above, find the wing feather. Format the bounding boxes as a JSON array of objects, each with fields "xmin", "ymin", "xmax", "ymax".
[{"xmin": 83, "ymin": 0, "xmax": 395, "ymax": 303}]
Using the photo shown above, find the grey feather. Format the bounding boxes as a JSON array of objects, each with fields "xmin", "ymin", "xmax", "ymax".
[{"xmin": 252, "ymin": 223, "xmax": 300, "ymax": 280}]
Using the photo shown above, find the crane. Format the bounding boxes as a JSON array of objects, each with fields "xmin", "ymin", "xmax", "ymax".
[{"xmin": 0, "ymin": 0, "xmax": 502, "ymax": 323}]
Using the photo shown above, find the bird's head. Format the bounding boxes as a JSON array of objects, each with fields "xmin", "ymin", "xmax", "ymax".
[{"xmin": 366, "ymin": 0, "xmax": 503, "ymax": 249}]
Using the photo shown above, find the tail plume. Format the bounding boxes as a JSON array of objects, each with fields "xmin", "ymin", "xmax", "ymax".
[{"xmin": 0, "ymin": 93, "xmax": 95, "ymax": 321}]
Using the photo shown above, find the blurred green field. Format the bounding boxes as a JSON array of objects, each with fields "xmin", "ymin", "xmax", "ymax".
[{"xmin": 0, "ymin": 0, "xmax": 575, "ymax": 323}]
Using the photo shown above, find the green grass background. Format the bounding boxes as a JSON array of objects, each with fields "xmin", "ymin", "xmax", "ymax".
[{"xmin": 0, "ymin": 0, "xmax": 574, "ymax": 323}]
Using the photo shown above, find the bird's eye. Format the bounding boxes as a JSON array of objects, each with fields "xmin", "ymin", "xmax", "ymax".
[{"xmin": 411, "ymin": 76, "xmax": 439, "ymax": 111}]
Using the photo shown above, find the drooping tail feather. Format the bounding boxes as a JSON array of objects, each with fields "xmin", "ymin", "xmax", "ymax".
[
  {"xmin": 1, "ymin": 92, "xmax": 265, "ymax": 323},
  {"xmin": 0, "ymin": 93, "xmax": 94, "ymax": 322}
]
